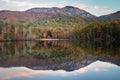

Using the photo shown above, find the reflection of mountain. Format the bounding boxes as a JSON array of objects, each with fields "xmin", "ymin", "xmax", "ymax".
[
  {"xmin": 0, "ymin": 41, "xmax": 120, "ymax": 71},
  {"xmin": 27, "ymin": 56, "xmax": 120, "ymax": 71},
  {"xmin": 0, "ymin": 55, "xmax": 120, "ymax": 71}
]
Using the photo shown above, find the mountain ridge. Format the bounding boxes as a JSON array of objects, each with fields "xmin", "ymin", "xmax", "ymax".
[
  {"xmin": 26, "ymin": 6, "xmax": 97, "ymax": 21},
  {"xmin": 99, "ymin": 11, "xmax": 120, "ymax": 21},
  {"xmin": 0, "ymin": 6, "xmax": 120, "ymax": 26},
  {"xmin": 0, "ymin": 6, "xmax": 97, "ymax": 25}
]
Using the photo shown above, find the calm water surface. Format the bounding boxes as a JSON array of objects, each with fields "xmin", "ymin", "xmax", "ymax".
[{"xmin": 0, "ymin": 40, "xmax": 120, "ymax": 80}]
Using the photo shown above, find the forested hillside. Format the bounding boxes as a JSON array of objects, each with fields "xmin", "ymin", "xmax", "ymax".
[
  {"xmin": 73, "ymin": 19, "xmax": 120, "ymax": 42},
  {"xmin": 28, "ymin": 15, "xmax": 87, "ymax": 30}
]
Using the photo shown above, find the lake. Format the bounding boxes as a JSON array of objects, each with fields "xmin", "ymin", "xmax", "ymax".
[{"xmin": 0, "ymin": 40, "xmax": 120, "ymax": 80}]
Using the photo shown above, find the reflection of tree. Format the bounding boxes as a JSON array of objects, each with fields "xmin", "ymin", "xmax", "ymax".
[
  {"xmin": 73, "ymin": 40, "xmax": 120, "ymax": 57},
  {"xmin": 0, "ymin": 40, "xmax": 120, "ymax": 71}
]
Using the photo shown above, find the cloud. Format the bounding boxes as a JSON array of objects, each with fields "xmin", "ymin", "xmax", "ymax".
[
  {"xmin": 72, "ymin": 3, "xmax": 86, "ymax": 9},
  {"xmin": 94, "ymin": 5, "xmax": 100, "ymax": 9},
  {"xmin": 0, "ymin": 0, "xmax": 39, "ymax": 11},
  {"xmin": 77, "ymin": 68, "xmax": 87, "ymax": 73},
  {"xmin": 94, "ymin": 68, "xmax": 100, "ymax": 72},
  {"xmin": 69, "ymin": 3, "xmax": 112, "ymax": 16},
  {"xmin": 84, "ymin": 61, "xmax": 116, "ymax": 72},
  {"xmin": 0, "ymin": 0, "xmax": 66, "ymax": 11},
  {"xmin": 75, "ymin": 4, "xmax": 86, "ymax": 9},
  {"xmin": 73, "ymin": 61, "xmax": 117, "ymax": 75},
  {"xmin": 0, "ymin": 67, "xmax": 68, "ymax": 80},
  {"xmin": 85, "ymin": 5, "xmax": 112, "ymax": 16}
]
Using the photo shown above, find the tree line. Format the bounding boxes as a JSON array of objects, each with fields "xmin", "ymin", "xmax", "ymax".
[{"xmin": 73, "ymin": 19, "xmax": 120, "ymax": 42}]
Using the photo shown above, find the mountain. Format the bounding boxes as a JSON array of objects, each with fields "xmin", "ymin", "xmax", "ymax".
[
  {"xmin": 27, "ymin": 6, "xmax": 97, "ymax": 21},
  {"xmin": 0, "ymin": 6, "xmax": 120, "ymax": 27},
  {"xmin": 98, "ymin": 11, "xmax": 120, "ymax": 21},
  {"xmin": 0, "ymin": 6, "xmax": 97, "ymax": 26}
]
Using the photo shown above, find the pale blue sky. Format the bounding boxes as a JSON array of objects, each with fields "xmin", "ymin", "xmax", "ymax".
[{"xmin": 0, "ymin": 0, "xmax": 120, "ymax": 16}]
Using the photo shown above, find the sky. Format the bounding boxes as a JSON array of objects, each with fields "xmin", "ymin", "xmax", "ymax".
[{"xmin": 0, "ymin": 0, "xmax": 120, "ymax": 16}]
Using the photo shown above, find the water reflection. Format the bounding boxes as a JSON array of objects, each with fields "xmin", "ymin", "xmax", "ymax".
[
  {"xmin": 0, "ymin": 40, "xmax": 120, "ymax": 70},
  {"xmin": 0, "ymin": 40, "xmax": 120, "ymax": 79},
  {"xmin": 0, "ymin": 61, "xmax": 120, "ymax": 80}
]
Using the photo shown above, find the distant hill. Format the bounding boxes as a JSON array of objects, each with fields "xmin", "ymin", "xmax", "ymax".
[{"xmin": 98, "ymin": 11, "xmax": 120, "ymax": 21}]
